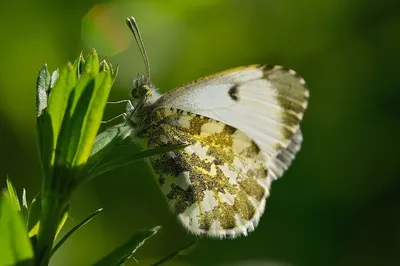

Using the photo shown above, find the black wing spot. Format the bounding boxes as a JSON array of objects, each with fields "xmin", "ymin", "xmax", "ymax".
[{"xmin": 228, "ymin": 84, "xmax": 239, "ymax": 101}]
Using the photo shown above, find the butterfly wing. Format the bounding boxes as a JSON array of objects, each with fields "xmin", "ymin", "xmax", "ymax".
[
  {"xmin": 147, "ymin": 107, "xmax": 270, "ymax": 237},
  {"xmin": 153, "ymin": 65, "xmax": 309, "ymax": 180}
]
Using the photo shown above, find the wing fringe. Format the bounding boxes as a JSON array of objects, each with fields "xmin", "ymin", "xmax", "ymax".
[{"xmin": 268, "ymin": 129, "xmax": 303, "ymax": 180}]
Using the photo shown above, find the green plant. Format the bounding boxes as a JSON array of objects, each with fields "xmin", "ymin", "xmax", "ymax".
[{"xmin": 0, "ymin": 50, "xmax": 191, "ymax": 266}]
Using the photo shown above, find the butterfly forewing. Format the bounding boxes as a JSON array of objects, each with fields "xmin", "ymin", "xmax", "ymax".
[
  {"xmin": 152, "ymin": 65, "xmax": 309, "ymax": 180},
  {"xmin": 147, "ymin": 107, "xmax": 271, "ymax": 237}
]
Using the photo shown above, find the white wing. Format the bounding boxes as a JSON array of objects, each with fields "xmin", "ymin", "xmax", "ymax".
[{"xmin": 153, "ymin": 65, "xmax": 309, "ymax": 179}]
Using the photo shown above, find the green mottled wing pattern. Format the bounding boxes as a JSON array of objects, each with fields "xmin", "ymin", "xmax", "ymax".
[{"xmin": 147, "ymin": 107, "xmax": 270, "ymax": 237}]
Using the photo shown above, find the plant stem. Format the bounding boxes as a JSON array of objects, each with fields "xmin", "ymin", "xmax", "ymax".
[
  {"xmin": 35, "ymin": 168, "xmax": 73, "ymax": 266},
  {"xmin": 35, "ymin": 194, "xmax": 67, "ymax": 266}
]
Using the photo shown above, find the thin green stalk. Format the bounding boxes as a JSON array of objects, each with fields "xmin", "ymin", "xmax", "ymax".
[
  {"xmin": 35, "ymin": 195, "xmax": 66, "ymax": 266},
  {"xmin": 35, "ymin": 169, "xmax": 73, "ymax": 266},
  {"xmin": 51, "ymin": 208, "xmax": 103, "ymax": 256}
]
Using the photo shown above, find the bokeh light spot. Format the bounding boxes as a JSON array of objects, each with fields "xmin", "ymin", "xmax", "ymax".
[{"xmin": 82, "ymin": 4, "xmax": 132, "ymax": 56}]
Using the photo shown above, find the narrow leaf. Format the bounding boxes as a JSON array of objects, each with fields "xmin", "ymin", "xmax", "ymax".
[
  {"xmin": 82, "ymin": 126, "xmax": 131, "ymax": 179},
  {"xmin": 36, "ymin": 65, "xmax": 51, "ymax": 117},
  {"xmin": 99, "ymin": 60, "xmax": 110, "ymax": 72},
  {"xmin": 83, "ymin": 125, "xmax": 131, "ymax": 178},
  {"xmin": 6, "ymin": 176, "xmax": 21, "ymax": 211},
  {"xmin": 55, "ymin": 73, "xmax": 93, "ymax": 167},
  {"xmin": 72, "ymin": 52, "xmax": 85, "ymax": 77},
  {"xmin": 21, "ymin": 188, "xmax": 29, "ymax": 224},
  {"xmin": 152, "ymin": 240, "xmax": 198, "ymax": 266},
  {"xmin": 50, "ymin": 69, "xmax": 59, "ymax": 89},
  {"xmin": 46, "ymin": 62, "xmax": 77, "ymax": 150},
  {"xmin": 0, "ymin": 192, "xmax": 34, "ymax": 265},
  {"xmin": 29, "ymin": 222, "xmax": 40, "ymax": 239},
  {"xmin": 56, "ymin": 204, "xmax": 70, "ymax": 238},
  {"xmin": 83, "ymin": 49, "xmax": 99, "ymax": 76},
  {"xmin": 108, "ymin": 62, "xmax": 115, "ymax": 76},
  {"xmin": 40, "ymin": 62, "xmax": 76, "ymax": 179},
  {"xmin": 51, "ymin": 208, "xmax": 103, "ymax": 256},
  {"xmin": 94, "ymin": 226, "xmax": 161, "ymax": 266},
  {"xmin": 71, "ymin": 70, "xmax": 113, "ymax": 168},
  {"xmin": 112, "ymin": 64, "xmax": 119, "ymax": 80},
  {"xmin": 27, "ymin": 193, "xmax": 41, "ymax": 237},
  {"xmin": 15, "ymin": 260, "xmax": 34, "ymax": 266},
  {"xmin": 90, "ymin": 125, "xmax": 131, "ymax": 159},
  {"xmin": 87, "ymin": 144, "xmax": 188, "ymax": 180}
]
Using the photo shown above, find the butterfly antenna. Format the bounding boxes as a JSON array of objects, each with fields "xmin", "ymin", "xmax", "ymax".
[{"xmin": 126, "ymin": 16, "xmax": 151, "ymax": 84}]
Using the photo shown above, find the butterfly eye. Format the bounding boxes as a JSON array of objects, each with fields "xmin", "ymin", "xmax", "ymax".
[{"xmin": 131, "ymin": 74, "xmax": 147, "ymax": 99}]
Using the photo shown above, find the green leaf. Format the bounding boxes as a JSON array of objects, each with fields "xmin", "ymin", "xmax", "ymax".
[
  {"xmin": 83, "ymin": 49, "xmax": 99, "ymax": 76},
  {"xmin": 51, "ymin": 208, "xmax": 103, "ymax": 256},
  {"xmin": 109, "ymin": 63, "xmax": 119, "ymax": 80},
  {"xmin": 70, "ymin": 70, "xmax": 113, "ymax": 170},
  {"xmin": 6, "ymin": 176, "xmax": 21, "ymax": 211},
  {"xmin": 94, "ymin": 226, "xmax": 161, "ymax": 266},
  {"xmin": 38, "ymin": 62, "xmax": 77, "ymax": 181},
  {"xmin": 72, "ymin": 52, "xmax": 85, "ymax": 77},
  {"xmin": 152, "ymin": 240, "xmax": 198, "ymax": 266},
  {"xmin": 0, "ymin": 191, "xmax": 34, "ymax": 265},
  {"xmin": 21, "ymin": 188, "xmax": 29, "ymax": 225},
  {"xmin": 86, "ymin": 144, "xmax": 188, "ymax": 180},
  {"xmin": 99, "ymin": 60, "xmax": 109, "ymax": 72},
  {"xmin": 36, "ymin": 65, "xmax": 57, "ymax": 181},
  {"xmin": 84, "ymin": 125, "xmax": 132, "ymax": 176},
  {"xmin": 27, "ymin": 193, "xmax": 41, "ymax": 237},
  {"xmin": 6, "ymin": 178, "xmax": 29, "ymax": 225},
  {"xmin": 15, "ymin": 260, "xmax": 34, "ymax": 266},
  {"xmin": 56, "ymin": 203, "xmax": 70, "ymax": 238},
  {"xmin": 50, "ymin": 69, "xmax": 59, "ymax": 89},
  {"xmin": 54, "ymin": 72, "xmax": 93, "ymax": 168},
  {"xmin": 90, "ymin": 125, "xmax": 131, "ymax": 158},
  {"xmin": 36, "ymin": 65, "xmax": 51, "ymax": 117},
  {"xmin": 47, "ymin": 62, "xmax": 77, "ymax": 153}
]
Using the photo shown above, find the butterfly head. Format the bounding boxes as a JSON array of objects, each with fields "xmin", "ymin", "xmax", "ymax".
[
  {"xmin": 131, "ymin": 74, "xmax": 149, "ymax": 99},
  {"xmin": 130, "ymin": 73, "xmax": 160, "ymax": 107},
  {"xmin": 126, "ymin": 76, "xmax": 159, "ymax": 138}
]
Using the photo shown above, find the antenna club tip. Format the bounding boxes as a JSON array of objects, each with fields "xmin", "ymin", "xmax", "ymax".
[{"xmin": 126, "ymin": 16, "xmax": 136, "ymax": 23}]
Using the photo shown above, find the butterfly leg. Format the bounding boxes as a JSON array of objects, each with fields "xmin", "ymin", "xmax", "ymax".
[
  {"xmin": 106, "ymin": 100, "xmax": 131, "ymax": 104},
  {"xmin": 101, "ymin": 113, "xmax": 128, "ymax": 124},
  {"xmin": 106, "ymin": 99, "xmax": 134, "ymax": 112},
  {"xmin": 101, "ymin": 100, "xmax": 135, "ymax": 124}
]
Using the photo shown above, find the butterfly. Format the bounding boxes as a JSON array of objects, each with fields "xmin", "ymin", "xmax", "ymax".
[{"xmin": 124, "ymin": 17, "xmax": 309, "ymax": 238}]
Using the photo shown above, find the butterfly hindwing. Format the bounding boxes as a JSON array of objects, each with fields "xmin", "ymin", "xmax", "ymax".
[{"xmin": 147, "ymin": 107, "xmax": 271, "ymax": 237}]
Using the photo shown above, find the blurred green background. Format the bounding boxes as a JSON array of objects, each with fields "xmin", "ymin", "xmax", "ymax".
[{"xmin": 1, "ymin": 0, "xmax": 399, "ymax": 265}]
